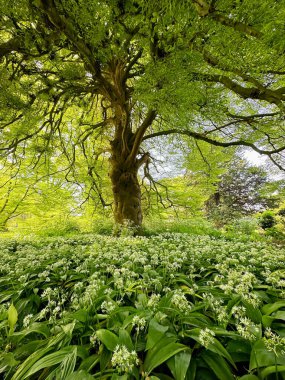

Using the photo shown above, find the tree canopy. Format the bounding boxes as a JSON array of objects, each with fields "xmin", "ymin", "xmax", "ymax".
[{"xmin": 1, "ymin": 0, "xmax": 285, "ymax": 228}]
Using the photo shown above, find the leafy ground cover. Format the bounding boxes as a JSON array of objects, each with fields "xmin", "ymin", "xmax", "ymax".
[{"xmin": 1, "ymin": 233, "xmax": 285, "ymax": 379}]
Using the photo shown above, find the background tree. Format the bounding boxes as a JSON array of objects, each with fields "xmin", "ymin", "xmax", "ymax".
[
  {"xmin": 206, "ymin": 157, "xmax": 284, "ymax": 225},
  {"xmin": 1, "ymin": 0, "xmax": 285, "ymax": 229},
  {"xmin": 0, "ymin": 155, "xmax": 77, "ymax": 231}
]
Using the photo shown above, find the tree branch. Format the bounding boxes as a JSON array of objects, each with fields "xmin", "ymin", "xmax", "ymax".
[
  {"xmin": 192, "ymin": 0, "xmax": 262, "ymax": 38},
  {"xmin": 126, "ymin": 110, "xmax": 156, "ymax": 165},
  {"xmin": 195, "ymin": 72, "xmax": 285, "ymax": 108},
  {"xmin": 142, "ymin": 128, "xmax": 285, "ymax": 156}
]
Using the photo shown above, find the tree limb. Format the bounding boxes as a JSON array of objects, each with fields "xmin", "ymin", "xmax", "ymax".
[
  {"xmin": 126, "ymin": 110, "xmax": 156, "ymax": 165},
  {"xmin": 142, "ymin": 128, "xmax": 285, "ymax": 156}
]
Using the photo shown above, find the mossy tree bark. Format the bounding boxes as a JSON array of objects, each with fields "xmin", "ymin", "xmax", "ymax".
[
  {"xmin": 103, "ymin": 61, "xmax": 155, "ymax": 230},
  {"xmin": 110, "ymin": 156, "xmax": 142, "ymax": 227}
]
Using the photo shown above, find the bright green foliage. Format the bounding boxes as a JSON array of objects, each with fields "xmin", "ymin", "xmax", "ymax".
[
  {"xmin": 1, "ymin": 0, "xmax": 285, "ymax": 223},
  {"xmin": 1, "ymin": 233, "xmax": 285, "ymax": 378}
]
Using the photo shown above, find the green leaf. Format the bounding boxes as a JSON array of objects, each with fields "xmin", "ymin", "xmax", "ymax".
[
  {"xmin": 151, "ymin": 375, "xmax": 172, "ymax": 380},
  {"xmin": 8, "ymin": 304, "xmax": 18, "ymax": 334},
  {"xmin": 262, "ymin": 315, "xmax": 275, "ymax": 328},
  {"xmin": 13, "ymin": 322, "xmax": 50, "ymax": 343},
  {"xmin": 226, "ymin": 340, "xmax": 251, "ymax": 363},
  {"xmin": 249, "ymin": 339, "xmax": 285, "ymax": 370},
  {"xmin": 11, "ymin": 346, "xmax": 54, "ymax": 380},
  {"xmin": 65, "ymin": 370, "xmax": 95, "ymax": 380},
  {"xmin": 243, "ymin": 301, "xmax": 262, "ymax": 324},
  {"xmin": 144, "ymin": 336, "xmax": 188, "ymax": 374},
  {"xmin": 22, "ymin": 346, "xmax": 78, "ymax": 379},
  {"xmin": 238, "ymin": 375, "xmax": 260, "ymax": 380},
  {"xmin": 68, "ymin": 309, "xmax": 89, "ymax": 323},
  {"xmin": 0, "ymin": 353, "xmax": 19, "ymax": 373},
  {"xmin": 262, "ymin": 301, "xmax": 285, "ymax": 315},
  {"xmin": 185, "ymin": 358, "xmax": 196, "ymax": 380},
  {"xmin": 201, "ymin": 351, "xmax": 235, "ymax": 380},
  {"xmin": 100, "ymin": 346, "xmax": 112, "ymax": 371},
  {"xmin": 111, "ymin": 374, "xmax": 128, "ymax": 380},
  {"xmin": 273, "ymin": 311, "xmax": 285, "ymax": 321},
  {"xmin": 62, "ymin": 322, "xmax": 76, "ymax": 338},
  {"xmin": 119, "ymin": 328, "xmax": 134, "ymax": 351},
  {"xmin": 79, "ymin": 354, "xmax": 99, "ymax": 372},
  {"xmin": 167, "ymin": 350, "xmax": 191, "ymax": 380},
  {"xmin": 261, "ymin": 365, "xmax": 285, "ymax": 378},
  {"xmin": 57, "ymin": 347, "xmax": 77, "ymax": 380},
  {"xmin": 210, "ymin": 327, "xmax": 240, "ymax": 339},
  {"xmin": 96, "ymin": 329, "xmax": 119, "ymax": 351},
  {"xmin": 13, "ymin": 340, "xmax": 46, "ymax": 360},
  {"xmin": 185, "ymin": 328, "xmax": 235, "ymax": 368},
  {"xmin": 146, "ymin": 318, "xmax": 169, "ymax": 350}
]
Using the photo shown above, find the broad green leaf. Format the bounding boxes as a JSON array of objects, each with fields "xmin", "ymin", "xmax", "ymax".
[
  {"xmin": 8, "ymin": 304, "xmax": 18, "ymax": 334},
  {"xmin": 57, "ymin": 347, "xmax": 77, "ymax": 380},
  {"xmin": 250, "ymin": 339, "xmax": 285, "ymax": 370},
  {"xmin": 66, "ymin": 371, "xmax": 95, "ymax": 380},
  {"xmin": 111, "ymin": 374, "xmax": 128, "ymax": 380},
  {"xmin": 185, "ymin": 328, "xmax": 235, "ymax": 367},
  {"xmin": 201, "ymin": 351, "xmax": 235, "ymax": 380},
  {"xmin": 47, "ymin": 331, "xmax": 67, "ymax": 348},
  {"xmin": 146, "ymin": 318, "xmax": 169, "ymax": 350},
  {"xmin": 11, "ymin": 346, "xmax": 53, "ymax": 380},
  {"xmin": 144, "ymin": 336, "xmax": 188, "ymax": 374},
  {"xmin": 62, "ymin": 322, "xmax": 76, "ymax": 338},
  {"xmin": 14, "ymin": 299, "xmax": 30, "ymax": 315},
  {"xmin": 167, "ymin": 350, "xmax": 191, "ymax": 380},
  {"xmin": 23, "ymin": 346, "xmax": 78, "ymax": 379},
  {"xmin": 186, "ymin": 358, "xmax": 197, "ymax": 380},
  {"xmin": 262, "ymin": 301, "xmax": 285, "ymax": 315},
  {"xmin": 13, "ymin": 322, "xmax": 50, "ymax": 343},
  {"xmin": 211, "ymin": 327, "xmax": 240, "ymax": 339},
  {"xmin": 243, "ymin": 301, "xmax": 262, "ymax": 324},
  {"xmin": 261, "ymin": 365, "xmax": 285, "ymax": 379},
  {"xmin": 45, "ymin": 367, "xmax": 59, "ymax": 380},
  {"xmin": 239, "ymin": 375, "xmax": 260, "ymax": 380},
  {"xmin": 273, "ymin": 311, "xmax": 285, "ymax": 321},
  {"xmin": 119, "ymin": 328, "xmax": 134, "ymax": 351},
  {"xmin": 79, "ymin": 354, "xmax": 99, "ymax": 372},
  {"xmin": 100, "ymin": 346, "xmax": 112, "ymax": 371},
  {"xmin": 66, "ymin": 309, "xmax": 89, "ymax": 323},
  {"xmin": 262, "ymin": 315, "xmax": 275, "ymax": 328},
  {"xmin": 226, "ymin": 340, "xmax": 251, "ymax": 363},
  {"xmin": 96, "ymin": 329, "xmax": 119, "ymax": 351},
  {"xmin": 151, "ymin": 375, "xmax": 172, "ymax": 380},
  {"xmin": 13, "ymin": 340, "xmax": 46, "ymax": 360}
]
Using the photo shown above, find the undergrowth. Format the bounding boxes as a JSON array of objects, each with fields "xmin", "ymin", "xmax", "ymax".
[{"xmin": 0, "ymin": 233, "xmax": 285, "ymax": 379}]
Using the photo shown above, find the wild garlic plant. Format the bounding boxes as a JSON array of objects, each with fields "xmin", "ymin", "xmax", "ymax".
[{"xmin": 0, "ymin": 233, "xmax": 285, "ymax": 379}]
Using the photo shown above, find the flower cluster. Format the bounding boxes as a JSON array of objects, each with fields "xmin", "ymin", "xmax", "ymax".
[
  {"xmin": 199, "ymin": 328, "xmax": 215, "ymax": 348},
  {"xmin": 132, "ymin": 315, "xmax": 146, "ymax": 332},
  {"xmin": 111, "ymin": 345, "xmax": 139, "ymax": 373},
  {"xmin": 263, "ymin": 328, "xmax": 285, "ymax": 356}
]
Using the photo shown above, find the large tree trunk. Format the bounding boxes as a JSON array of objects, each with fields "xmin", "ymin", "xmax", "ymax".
[
  {"xmin": 109, "ymin": 135, "xmax": 143, "ymax": 230},
  {"xmin": 110, "ymin": 163, "xmax": 142, "ymax": 228},
  {"xmin": 104, "ymin": 60, "xmax": 154, "ymax": 231}
]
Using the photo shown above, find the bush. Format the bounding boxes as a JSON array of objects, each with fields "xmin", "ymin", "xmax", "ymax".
[
  {"xmin": 227, "ymin": 217, "xmax": 258, "ymax": 236},
  {"xmin": 259, "ymin": 211, "xmax": 276, "ymax": 229}
]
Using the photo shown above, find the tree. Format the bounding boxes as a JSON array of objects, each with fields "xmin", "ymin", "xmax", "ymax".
[
  {"xmin": 1, "ymin": 0, "xmax": 285, "ymax": 229},
  {"xmin": 205, "ymin": 157, "xmax": 282, "ymax": 224},
  {"xmin": 0, "ymin": 154, "xmax": 77, "ymax": 230}
]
